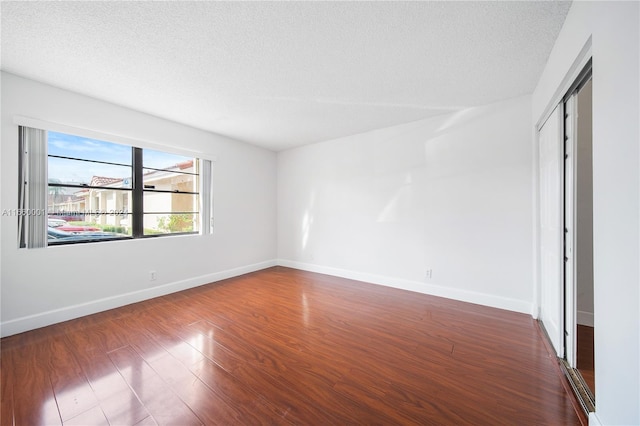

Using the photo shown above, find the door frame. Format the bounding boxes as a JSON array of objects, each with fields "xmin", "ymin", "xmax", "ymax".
[
  {"xmin": 535, "ymin": 56, "xmax": 594, "ymax": 414},
  {"xmin": 562, "ymin": 68, "xmax": 593, "ymax": 369}
]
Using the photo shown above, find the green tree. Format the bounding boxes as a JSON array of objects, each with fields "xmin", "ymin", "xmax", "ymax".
[
  {"xmin": 48, "ymin": 179, "xmax": 65, "ymax": 207},
  {"xmin": 157, "ymin": 214, "xmax": 193, "ymax": 233}
]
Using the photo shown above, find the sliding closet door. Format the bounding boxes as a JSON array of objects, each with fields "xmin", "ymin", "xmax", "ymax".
[{"xmin": 539, "ymin": 105, "xmax": 564, "ymax": 357}]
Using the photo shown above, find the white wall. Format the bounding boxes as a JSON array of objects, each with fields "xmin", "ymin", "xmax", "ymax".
[
  {"xmin": 0, "ymin": 72, "xmax": 278, "ymax": 337},
  {"xmin": 532, "ymin": 2, "xmax": 639, "ymax": 424},
  {"xmin": 278, "ymin": 95, "xmax": 533, "ymax": 314}
]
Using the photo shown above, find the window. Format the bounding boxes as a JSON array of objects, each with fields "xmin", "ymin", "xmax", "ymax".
[
  {"xmin": 140, "ymin": 148, "xmax": 200, "ymax": 236},
  {"xmin": 19, "ymin": 127, "xmax": 212, "ymax": 247},
  {"xmin": 48, "ymin": 132, "xmax": 133, "ymax": 243}
]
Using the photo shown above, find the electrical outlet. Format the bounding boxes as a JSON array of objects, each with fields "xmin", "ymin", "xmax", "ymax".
[
  {"xmin": 150, "ymin": 271, "xmax": 157, "ymax": 281},
  {"xmin": 425, "ymin": 269, "xmax": 433, "ymax": 280}
]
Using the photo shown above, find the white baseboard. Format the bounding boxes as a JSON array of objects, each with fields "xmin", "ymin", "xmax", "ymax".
[
  {"xmin": 277, "ymin": 259, "xmax": 532, "ymax": 315},
  {"xmin": 577, "ymin": 310, "xmax": 595, "ymax": 327},
  {"xmin": 0, "ymin": 260, "xmax": 277, "ymax": 338},
  {"xmin": 1, "ymin": 259, "xmax": 534, "ymax": 338}
]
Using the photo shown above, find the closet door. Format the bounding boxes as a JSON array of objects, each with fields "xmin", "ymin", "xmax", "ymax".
[{"xmin": 539, "ymin": 105, "xmax": 564, "ymax": 357}]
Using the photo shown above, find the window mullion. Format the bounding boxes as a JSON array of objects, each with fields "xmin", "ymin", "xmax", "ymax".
[{"xmin": 132, "ymin": 147, "xmax": 144, "ymax": 237}]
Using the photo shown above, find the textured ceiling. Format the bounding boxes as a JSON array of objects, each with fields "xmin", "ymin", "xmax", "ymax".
[{"xmin": 1, "ymin": 1, "xmax": 571, "ymax": 151}]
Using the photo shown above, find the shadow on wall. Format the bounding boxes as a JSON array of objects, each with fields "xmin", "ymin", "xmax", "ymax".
[
  {"xmin": 301, "ymin": 190, "xmax": 316, "ymax": 251},
  {"xmin": 281, "ymin": 95, "xmax": 532, "ymax": 296}
]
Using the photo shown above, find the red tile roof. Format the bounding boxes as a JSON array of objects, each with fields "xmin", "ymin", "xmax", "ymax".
[{"xmin": 90, "ymin": 176, "xmax": 123, "ymax": 186}]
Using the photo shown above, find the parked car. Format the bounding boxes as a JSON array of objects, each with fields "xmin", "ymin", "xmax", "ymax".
[
  {"xmin": 56, "ymin": 225, "xmax": 101, "ymax": 232},
  {"xmin": 47, "ymin": 218, "xmax": 68, "ymax": 228},
  {"xmin": 48, "ymin": 213, "xmax": 85, "ymax": 222},
  {"xmin": 48, "ymin": 218, "xmax": 101, "ymax": 232},
  {"xmin": 47, "ymin": 226, "xmax": 126, "ymax": 243}
]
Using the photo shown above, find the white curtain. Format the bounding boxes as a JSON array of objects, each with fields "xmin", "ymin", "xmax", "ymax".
[
  {"xmin": 200, "ymin": 158, "xmax": 213, "ymax": 235},
  {"xmin": 18, "ymin": 126, "xmax": 48, "ymax": 248}
]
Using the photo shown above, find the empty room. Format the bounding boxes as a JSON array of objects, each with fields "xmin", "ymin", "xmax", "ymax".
[{"xmin": 1, "ymin": 1, "xmax": 638, "ymax": 425}]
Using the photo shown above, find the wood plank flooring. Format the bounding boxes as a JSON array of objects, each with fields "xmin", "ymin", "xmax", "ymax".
[
  {"xmin": 577, "ymin": 324, "xmax": 595, "ymax": 395},
  {"xmin": 1, "ymin": 267, "xmax": 583, "ymax": 425}
]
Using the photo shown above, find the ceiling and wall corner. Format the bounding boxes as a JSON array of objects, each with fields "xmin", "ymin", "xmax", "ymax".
[
  {"xmin": 0, "ymin": 71, "xmax": 279, "ymax": 337},
  {"xmin": 1, "ymin": 1, "xmax": 571, "ymax": 151},
  {"xmin": 2, "ymin": 4, "xmax": 640, "ymax": 424},
  {"xmin": 0, "ymin": 0, "xmax": 572, "ymax": 344}
]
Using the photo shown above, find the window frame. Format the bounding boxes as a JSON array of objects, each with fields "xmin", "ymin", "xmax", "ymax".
[
  {"xmin": 16, "ymin": 118, "xmax": 214, "ymax": 247},
  {"xmin": 134, "ymin": 147, "xmax": 201, "ymax": 238}
]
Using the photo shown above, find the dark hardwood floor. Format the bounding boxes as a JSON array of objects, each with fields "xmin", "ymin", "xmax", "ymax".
[
  {"xmin": 1, "ymin": 267, "xmax": 583, "ymax": 425},
  {"xmin": 577, "ymin": 324, "xmax": 595, "ymax": 395}
]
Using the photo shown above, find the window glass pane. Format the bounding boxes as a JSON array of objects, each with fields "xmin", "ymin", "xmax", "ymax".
[
  {"xmin": 48, "ymin": 157, "xmax": 132, "ymax": 188},
  {"xmin": 143, "ymin": 149, "xmax": 195, "ymax": 171},
  {"xmin": 47, "ymin": 188, "xmax": 132, "ymax": 245},
  {"xmin": 143, "ymin": 213, "xmax": 198, "ymax": 235},
  {"xmin": 48, "ymin": 186, "xmax": 131, "ymax": 226},
  {"xmin": 40, "ymin": 130, "xmax": 204, "ymax": 245},
  {"xmin": 48, "ymin": 224, "xmax": 131, "ymax": 245},
  {"xmin": 142, "ymin": 169, "xmax": 198, "ymax": 192},
  {"xmin": 48, "ymin": 185, "xmax": 88, "ymax": 221},
  {"xmin": 143, "ymin": 192, "xmax": 199, "ymax": 214},
  {"xmin": 48, "ymin": 131, "xmax": 131, "ymax": 165}
]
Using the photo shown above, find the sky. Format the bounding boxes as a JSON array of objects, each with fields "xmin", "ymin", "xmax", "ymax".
[{"xmin": 47, "ymin": 131, "xmax": 194, "ymax": 185}]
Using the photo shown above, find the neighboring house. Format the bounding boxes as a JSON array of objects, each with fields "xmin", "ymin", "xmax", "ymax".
[{"xmin": 49, "ymin": 160, "xmax": 197, "ymax": 232}]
